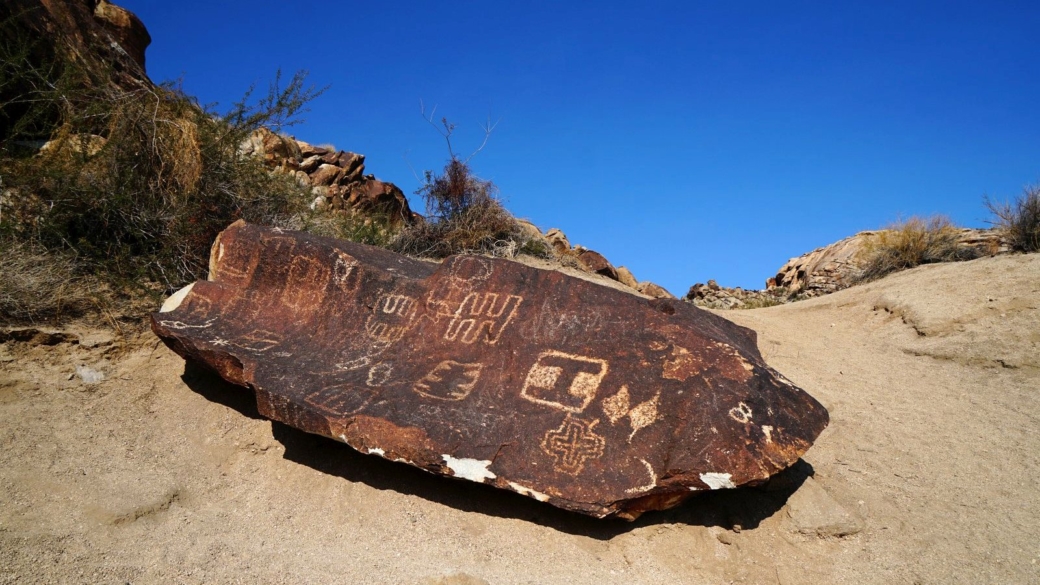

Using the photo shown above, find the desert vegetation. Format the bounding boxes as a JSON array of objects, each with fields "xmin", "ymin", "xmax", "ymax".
[
  {"xmin": 390, "ymin": 110, "xmax": 549, "ymax": 260},
  {"xmin": 986, "ymin": 184, "xmax": 1040, "ymax": 253},
  {"xmin": 854, "ymin": 216, "xmax": 983, "ymax": 283}
]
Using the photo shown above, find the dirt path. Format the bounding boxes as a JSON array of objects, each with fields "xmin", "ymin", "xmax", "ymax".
[{"xmin": 1, "ymin": 254, "xmax": 1037, "ymax": 584}]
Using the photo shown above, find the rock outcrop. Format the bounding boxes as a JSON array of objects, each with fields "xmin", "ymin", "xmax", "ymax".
[
  {"xmin": 541, "ymin": 227, "xmax": 675, "ymax": 299},
  {"xmin": 767, "ymin": 228, "xmax": 1004, "ymax": 298},
  {"xmin": 685, "ymin": 280, "xmax": 787, "ymax": 310},
  {"xmin": 239, "ymin": 128, "xmax": 414, "ymax": 225},
  {"xmin": 0, "ymin": 0, "xmax": 153, "ymax": 93},
  {"xmin": 152, "ymin": 221, "xmax": 829, "ymax": 520},
  {"xmin": 687, "ymin": 227, "xmax": 1007, "ymax": 311}
]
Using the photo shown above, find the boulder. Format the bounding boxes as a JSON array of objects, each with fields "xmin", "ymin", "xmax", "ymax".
[
  {"xmin": 577, "ymin": 249, "xmax": 619, "ymax": 281},
  {"xmin": 310, "ymin": 163, "xmax": 344, "ymax": 186},
  {"xmin": 344, "ymin": 179, "xmax": 412, "ymax": 225},
  {"xmin": 615, "ymin": 266, "xmax": 639, "ymax": 290},
  {"xmin": 93, "ymin": 0, "xmax": 151, "ymax": 70},
  {"xmin": 152, "ymin": 221, "xmax": 829, "ymax": 520},
  {"xmin": 544, "ymin": 228, "xmax": 571, "ymax": 255},
  {"xmin": 0, "ymin": 0, "xmax": 152, "ymax": 96},
  {"xmin": 637, "ymin": 282, "xmax": 675, "ymax": 300}
]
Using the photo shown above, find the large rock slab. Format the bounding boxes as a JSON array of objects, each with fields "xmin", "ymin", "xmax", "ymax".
[{"xmin": 152, "ymin": 221, "xmax": 829, "ymax": 520}]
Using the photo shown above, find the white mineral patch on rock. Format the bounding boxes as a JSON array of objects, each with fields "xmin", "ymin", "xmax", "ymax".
[
  {"xmin": 700, "ymin": 472, "xmax": 736, "ymax": 489},
  {"xmin": 442, "ymin": 455, "xmax": 496, "ymax": 483}
]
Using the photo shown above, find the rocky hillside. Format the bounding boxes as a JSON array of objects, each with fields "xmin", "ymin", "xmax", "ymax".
[{"xmin": 686, "ymin": 227, "xmax": 1006, "ymax": 309}]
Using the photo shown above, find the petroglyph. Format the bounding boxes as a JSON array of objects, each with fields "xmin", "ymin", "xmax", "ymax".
[
  {"xmin": 157, "ymin": 318, "xmax": 216, "ymax": 330},
  {"xmin": 414, "ymin": 361, "xmax": 484, "ymax": 401},
  {"xmin": 332, "ymin": 251, "xmax": 361, "ymax": 293},
  {"xmin": 662, "ymin": 344, "xmax": 703, "ymax": 381},
  {"xmin": 365, "ymin": 294, "xmax": 417, "ymax": 347},
  {"xmin": 762, "ymin": 425, "xmax": 774, "ymax": 443},
  {"xmin": 627, "ymin": 392, "xmax": 660, "ymax": 441},
  {"xmin": 366, "ymin": 363, "xmax": 393, "ymax": 387},
  {"xmin": 447, "ymin": 256, "xmax": 493, "ymax": 287},
  {"xmin": 233, "ymin": 329, "xmax": 282, "ymax": 352},
  {"xmin": 602, "ymin": 386, "xmax": 631, "ymax": 424},
  {"xmin": 444, "ymin": 292, "xmax": 523, "ymax": 344},
  {"xmin": 729, "ymin": 402, "xmax": 753, "ymax": 424},
  {"xmin": 625, "ymin": 458, "xmax": 658, "ymax": 494},
  {"xmin": 541, "ymin": 416, "xmax": 606, "ymax": 475},
  {"xmin": 521, "ymin": 351, "xmax": 608, "ymax": 413},
  {"xmin": 664, "ymin": 342, "xmax": 754, "ymax": 383},
  {"xmin": 281, "ymin": 254, "xmax": 330, "ymax": 312},
  {"xmin": 336, "ymin": 355, "xmax": 372, "ymax": 371}
]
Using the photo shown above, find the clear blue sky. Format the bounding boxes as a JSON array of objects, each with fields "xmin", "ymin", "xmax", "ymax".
[{"xmin": 122, "ymin": 1, "xmax": 1040, "ymax": 294}]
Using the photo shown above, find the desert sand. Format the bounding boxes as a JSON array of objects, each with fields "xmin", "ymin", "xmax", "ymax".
[{"xmin": 1, "ymin": 253, "xmax": 1038, "ymax": 584}]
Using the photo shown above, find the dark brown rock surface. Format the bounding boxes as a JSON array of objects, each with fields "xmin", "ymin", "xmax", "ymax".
[{"xmin": 152, "ymin": 221, "xmax": 829, "ymax": 520}]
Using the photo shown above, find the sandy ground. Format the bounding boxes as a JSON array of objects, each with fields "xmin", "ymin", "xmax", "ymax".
[{"xmin": 1, "ymin": 253, "xmax": 1038, "ymax": 584}]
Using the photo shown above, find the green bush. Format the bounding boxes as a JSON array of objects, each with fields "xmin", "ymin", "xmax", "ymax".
[
  {"xmin": 855, "ymin": 216, "xmax": 981, "ymax": 282},
  {"xmin": 985, "ymin": 184, "xmax": 1040, "ymax": 253}
]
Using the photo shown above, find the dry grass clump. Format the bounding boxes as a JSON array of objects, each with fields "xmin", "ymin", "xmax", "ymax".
[
  {"xmin": 985, "ymin": 184, "xmax": 1040, "ymax": 253},
  {"xmin": 390, "ymin": 159, "xmax": 549, "ymax": 259},
  {"xmin": 0, "ymin": 14, "xmax": 322, "ymax": 297},
  {"xmin": 0, "ymin": 239, "xmax": 92, "ymax": 322},
  {"xmin": 856, "ymin": 216, "xmax": 981, "ymax": 282}
]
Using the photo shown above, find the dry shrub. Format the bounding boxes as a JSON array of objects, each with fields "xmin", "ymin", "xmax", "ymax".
[
  {"xmin": 0, "ymin": 239, "xmax": 92, "ymax": 322},
  {"xmin": 299, "ymin": 209, "xmax": 395, "ymax": 248},
  {"xmin": 856, "ymin": 216, "xmax": 981, "ymax": 282},
  {"xmin": 0, "ymin": 19, "xmax": 322, "ymax": 293},
  {"xmin": 391, "ymin": 159, "xmax": 548, "ymax": 259},
  {"xmin": 985, "ymin": 184, "xmax": 1040, "ymax": 253}
]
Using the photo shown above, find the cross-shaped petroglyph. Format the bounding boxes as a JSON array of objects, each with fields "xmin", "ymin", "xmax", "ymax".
[
  {"xmin": 413, "ymin": 361, "xmax": 484, "ymax": 401},
  {"xmin": 365, "ymin": 294, "xmax": 417, "ymax": 348},
  {"xmin": 521, "ymin": 351, "xmax": 609, "ymax": 413},
  {"xmin": 443, "ymin": 292, "xmax": 523, "ymax": 344},
  {"xmin": 541, "ymin": 416, "xmax": 606, "ymax": 475}
]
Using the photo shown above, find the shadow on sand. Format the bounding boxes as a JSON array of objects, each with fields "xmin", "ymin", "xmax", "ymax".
[{"xmin": 182, "ymin": 361, "xmax": 811, "ymax": 539}]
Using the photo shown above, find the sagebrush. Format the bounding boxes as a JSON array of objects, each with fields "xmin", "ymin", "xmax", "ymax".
[
  {"xmin": 985, "ymin": 184, "xmax": 1040, "ymax": 253},
  {"xmin": 855, "ymin": 216, "xmax": 981, "ymax": 282}
]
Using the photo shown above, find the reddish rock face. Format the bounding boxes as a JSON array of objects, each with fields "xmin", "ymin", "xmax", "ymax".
[
  {"xmin": 152, "ymin": 221, "xmax": 828, "ymax": 520},
  {"xmin": 577, "ymin": 249, "xmax": 620, "ymax": 281}
]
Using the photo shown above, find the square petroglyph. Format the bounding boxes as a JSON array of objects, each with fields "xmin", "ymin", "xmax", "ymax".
[
  {"xmin": 414, "ymin": 361, "xmax": 484, "ymax": 401},
  {"xmin": 541, "ymin": 416, "xmax": 606, "ymax": 476},
  {"xmin": 521, "ymin": 351, "xmax": 608, "ymax": 413},
  {"xmin": 443, "ymin": 292, "xmax": 523, "ymax": 344}
]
